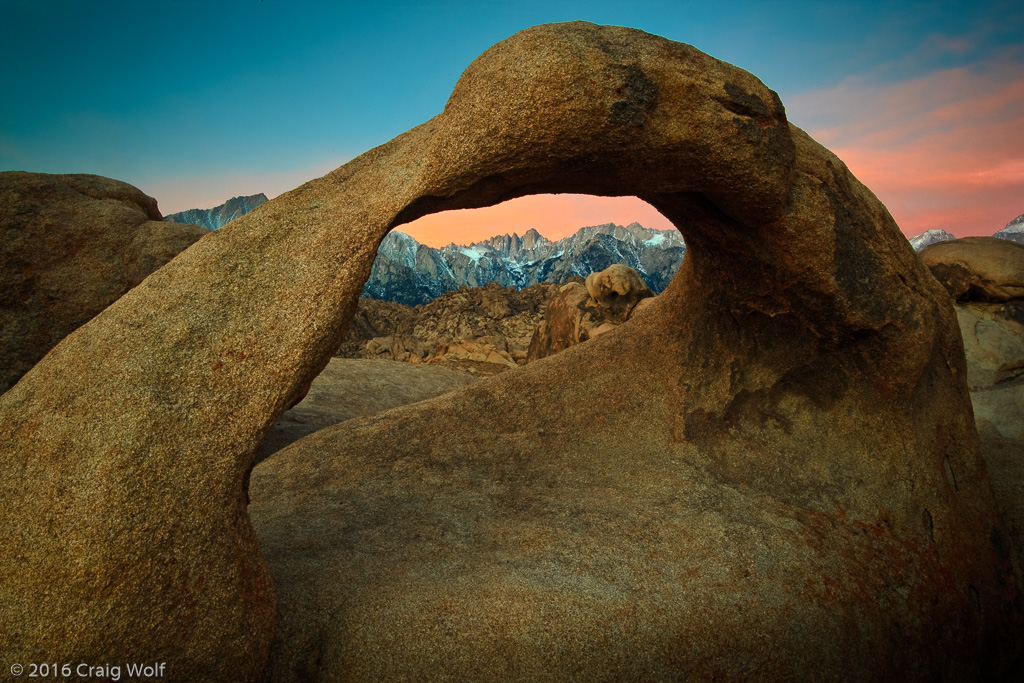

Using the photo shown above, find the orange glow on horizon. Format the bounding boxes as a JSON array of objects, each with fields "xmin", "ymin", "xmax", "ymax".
[{"xmin": 396, "ymin": 194, "xmax": 675, "ymax": 247}]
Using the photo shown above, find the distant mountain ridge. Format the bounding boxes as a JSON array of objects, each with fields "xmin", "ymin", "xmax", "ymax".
[
  {"xmin": 994, "ymin": 213, "xmax": 1024, "ymax": 244},
  {"xmin": 164, "ymin": 191, "xmax": 1022, "ymax": 297},
  {"xmin": 364, "ymin": 222, "xmax": 686, "ymax": 305},
  {"xmin": 909, "ymin": 229, "xmax": 956, "ymax": 251},
  {"xmin": 165, "ymin": 193, "xmax": 268, "ymax": 230},
  {"xmin": 908, "ymin": 212, "xmax": 1024, "ymax": 250}
]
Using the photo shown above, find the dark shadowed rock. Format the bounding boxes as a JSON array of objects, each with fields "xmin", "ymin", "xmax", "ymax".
[
  {"xmin": 0, "ymin": 172, "xmax": 208, "ymax": 394},
  {"xmin": 919, "ymin": 236, "xmax": 1024, "ymax": 302},
  {"xmin": 1, "ymin": 22, "xmax": 1021, "ymax": 683},
  {"xmin": 952, "ymin": 298, "xmax": 1024, "ymax": 570},
  {"xmin": 957, "ymin": 302, "xmax": 1024, "ymax": 441}
]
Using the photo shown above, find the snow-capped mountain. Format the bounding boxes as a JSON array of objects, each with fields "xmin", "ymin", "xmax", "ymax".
[
  {"xmin": 164, "ymin": 193, "xmax": 268, "ymax": 230},
  {"xmin": 994, "ymin": 213, "xmax": 1024, "ymax": 245},
  {"xmin": 909, "ymin": 229, "xmax": 956, "ymax": 251},
  {"xmin": 363, "ymin": 222, "xmax": 686, "ymax": 305}
]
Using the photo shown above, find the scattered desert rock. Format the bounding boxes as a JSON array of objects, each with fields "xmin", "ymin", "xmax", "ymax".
[
  {"xmin": 0, "ymin": 172, "xmax": 208, "ymax": 393},
  {"xmin": 340, "ymin": 281, "xmax": 562, "ymax": 375},
  {"xmin": 1, "ymin": 22, "xmax": 1021, "ymax": 683}
]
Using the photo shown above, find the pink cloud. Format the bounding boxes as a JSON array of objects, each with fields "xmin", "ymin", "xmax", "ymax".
[
  {"xmin": 397, "ymin": 194, "xmax": 675, "ymax": 247},
  {"xmin": 788, "ymin": 50, "xmax": 1024, "ymax": 237}
]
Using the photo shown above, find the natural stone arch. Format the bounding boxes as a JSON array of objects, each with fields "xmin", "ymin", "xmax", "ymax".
[{"xmin": 0, "ymin": 21, "xmax": 1020, "ymax": 682}]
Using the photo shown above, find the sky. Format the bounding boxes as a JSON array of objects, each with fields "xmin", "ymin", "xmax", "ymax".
[{"xmin": 1, "ymin": 0, "xmax": 1022, "ymax": 246}]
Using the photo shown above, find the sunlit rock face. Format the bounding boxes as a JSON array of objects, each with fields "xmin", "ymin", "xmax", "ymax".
[
  {"xmin": 920, "ymin": 236, "xmax": 1024, "ymax": 302},
  {"xmin": 1, "ymin": 22, "xmax": 1021, "ymax": 683}
]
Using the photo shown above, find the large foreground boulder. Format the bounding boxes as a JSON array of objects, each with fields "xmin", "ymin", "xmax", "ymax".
[
  {"xmin": 1, "ymin": 22, "xmax": 1021, "ymax": 682},
  {"xmin": 0, "ymin": 172, "xmax": 208, "ymax": 393}
]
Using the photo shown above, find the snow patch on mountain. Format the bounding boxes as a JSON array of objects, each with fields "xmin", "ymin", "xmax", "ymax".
[
  {"xmin": 365, "ymin": 223, "xmax": 686, "ymax": 305},
  {"xmin": 994, "ymin": 213, "xmax": 1024, "ymax": 245},
  {"xmin": 164, "ymin": 193, "xmax": 268, "ymax": 230},
  {"xmin": 909, "ymin": 229, "xmax": 956, "ymax": 252}
]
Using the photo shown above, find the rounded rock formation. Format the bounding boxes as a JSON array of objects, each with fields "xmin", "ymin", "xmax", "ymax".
[
  {"xmin": 919, "ymin": 236, "xmax": 1024, "ymax": 302},
  {"xmin": 526, "ymin": 264, "xmax": 653, "ymax": 362},
  {"xmin": 1, "ymin": 22, "xmax": 1021, "ymax": 682},
  {"xmin": 0, "ymin": 172, "xmax": 209, "ymax": 393},
  {"xmin": 584, "ymin": 262, "xmax": 653, "ymax": 315}
]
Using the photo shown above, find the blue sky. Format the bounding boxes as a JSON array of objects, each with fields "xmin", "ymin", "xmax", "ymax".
[{"xmin": 2, "ymin": 0, "xmax": 1022, "ymax": 242}]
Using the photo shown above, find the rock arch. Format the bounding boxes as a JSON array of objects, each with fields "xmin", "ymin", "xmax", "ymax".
[{"xmin": 1, "ymin": 21, "xmax": 1020, "ymax": 681}]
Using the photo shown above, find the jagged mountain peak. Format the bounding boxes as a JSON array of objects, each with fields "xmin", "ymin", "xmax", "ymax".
[
  {"xmin": 909, "ymin": 229, "xmax": 956, "ymax": 252},
  {"xmin": 364, "ymin": 222, "xmax": 687, "ymax": 305},
  {"xmin": 995, "ymin": 213, "xmax": 1024, "ymax": 244},
  {"xmin": 164, "ymin": 193, "xmax": 268, "ymax": 231}
]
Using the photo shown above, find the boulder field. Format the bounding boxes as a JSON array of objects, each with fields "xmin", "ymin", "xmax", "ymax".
[{"xmin": 1, "ymin": 22, "xmax": 1022, "ymax": 682}]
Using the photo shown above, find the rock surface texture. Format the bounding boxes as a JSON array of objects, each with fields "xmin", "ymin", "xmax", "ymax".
[
  {"xmin": 0, "ymin": 172, "xmax": 209, "ymax": 393},
  {"xmin": 1, "ymin": 22, "xmax": 1021, "ymax": 683},
  {"xmin": 527, "ymin": 264, "xmax": 653, "ymax": 361},
  {"xmin": 921, "ymin": 237, "xmax": 1024, "ymax": 571},
  {"xmin": 255, "ymin": 358, "xmax": 478, "ymax": 462},
  {"xmin": 340, "ymin": 281, "xmax": 562, "ymax": 374}
]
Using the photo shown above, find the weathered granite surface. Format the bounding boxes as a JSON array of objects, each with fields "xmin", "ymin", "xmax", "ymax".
[
  {"xmin": 1, "ymin": 22, "xmax": 1021, "ymax": 682},
  {"xmin": 0, "ymin": 172, "xmax": 208, "ymax": 393}
]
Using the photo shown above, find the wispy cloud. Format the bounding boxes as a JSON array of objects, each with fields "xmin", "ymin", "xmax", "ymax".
[{"xmin": 787, "ymin": 47, "xmax": 1024, "ymax": 237}]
